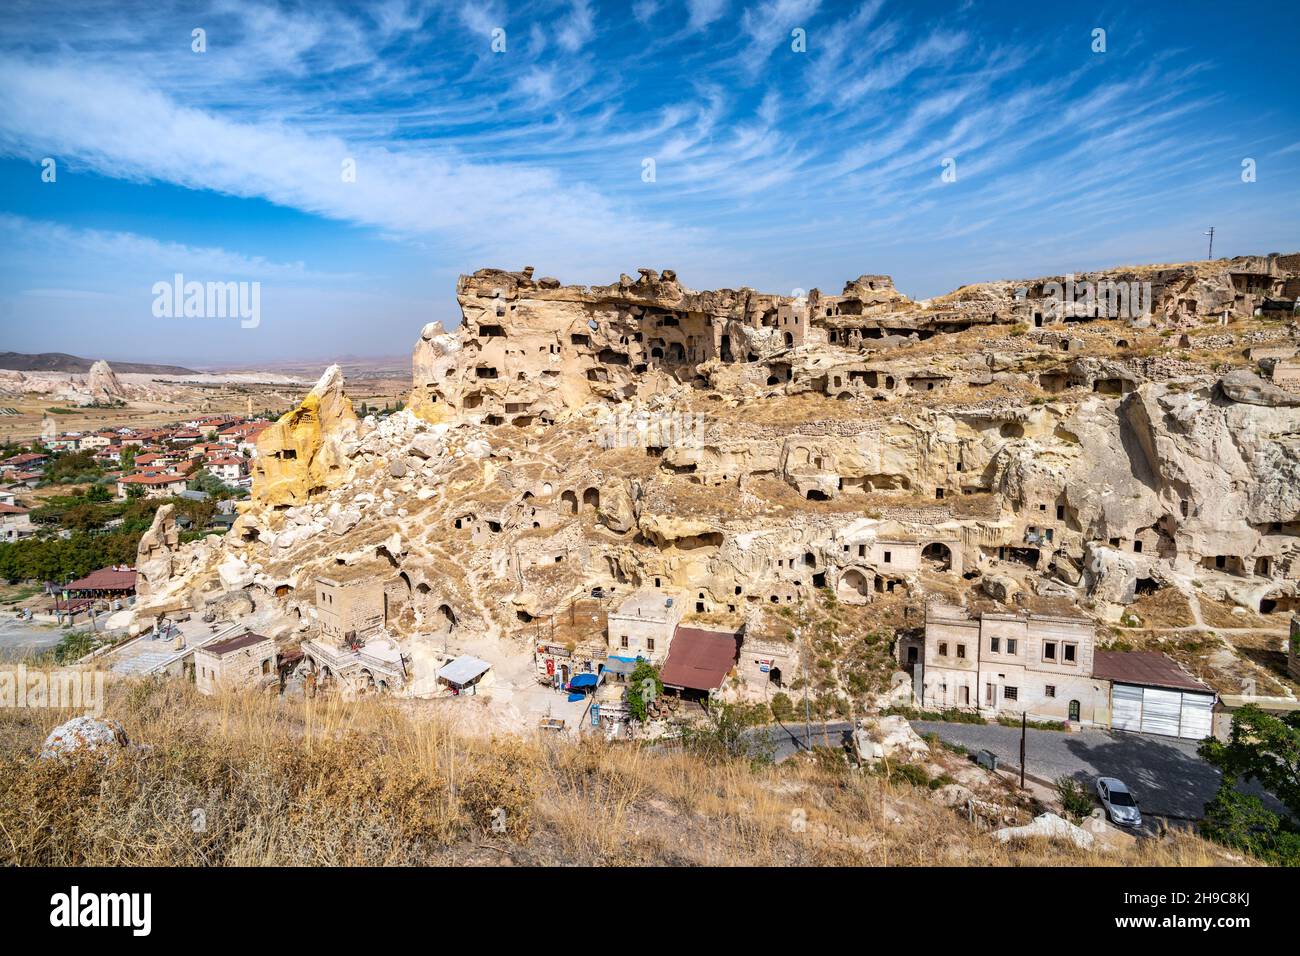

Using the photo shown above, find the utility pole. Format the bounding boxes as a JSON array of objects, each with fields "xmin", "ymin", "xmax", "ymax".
[
  {"xmin": 1019, "ymin": 710, "xmax": 1027, "ymax": 790},
  {"xmin": 1204, "ymin": 226, "xmax": 1215, "ymax": 259},
  {"xmin": 798, "ymin": 610, "xmax": 812, "ymax": 752}
]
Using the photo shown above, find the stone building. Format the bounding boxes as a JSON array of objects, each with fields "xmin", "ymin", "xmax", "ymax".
[
  {"xmin": 315, "ymin": 574, "xmax": 386, "ymax": 641},
  {"xmin": 735, "ymin": 630, "xmax": 794, "ymax": 690},
  {"xmin": 918, "ymin": 603, "xmax": 1108, "ymax": 725},
  {"xmin": 606, "ymin": 588, "xmax": 685, "ymax": 664},
  {"xmin": 1272, "ymin": 358, "xmax": 1300, "ymax": 394},
  {"xmin": 194, "ymin": 631, "xmax": 277, "ymax": 696}
]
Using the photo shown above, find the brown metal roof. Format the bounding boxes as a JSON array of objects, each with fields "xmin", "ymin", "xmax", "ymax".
[
  {"xmin": 660, "ymin": 626, "xmax": 739, "ymax": 692},
  {"xmin": 1092, "ymin": 651, "xmax": 1212, "ymax": 694},
  {"xmin": 67, "ymin": 567, "xmax": 138, "ymax": 591},
  {"xmin": 203, "ymin": 632, "xmax": 272, "ymax": 657}
]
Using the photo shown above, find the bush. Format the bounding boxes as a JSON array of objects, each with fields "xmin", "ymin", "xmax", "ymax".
[
  {"xmin": 886, "ymin": 762, "xmax": 931, "ymax": 788},
  {"xmin": 770, "ymin": 691, "xmax": 795, "ymax": 722},
  {"xmin": 1054, "ymin": 776, "xmax": 1094, "ymax": 822},
  {"xmin": 680, "ymin": 701, "xmax": 773, "ymax": 764},
  {"xmin": 625, "ymin": 661, "xmax": 661, "ymax": 722}
]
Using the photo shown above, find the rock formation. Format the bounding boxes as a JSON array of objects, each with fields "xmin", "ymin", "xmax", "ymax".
[
  {"xmin": 135, "ymin": 504, "xmax": 179, "ymax": 601},
  {"xmin": 123, "ymin": 250, "xmax": 1300, "ymax": 704},
  {"xmin": 251, "ymin": 364, "xmax": 359, "ymax": 507},
  {"xmin": 85, "ymin": 359, "xmax": 127, "ymax": 403}
]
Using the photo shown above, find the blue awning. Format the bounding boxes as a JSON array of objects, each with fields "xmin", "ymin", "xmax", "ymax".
[{"xmin": 569, "ymin": 673, "xmax": 599, "ymax": 688}]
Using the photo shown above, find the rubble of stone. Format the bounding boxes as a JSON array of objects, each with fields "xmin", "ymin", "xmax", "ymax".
[{"xmin": 123, "ymin": 250, "xmax": 1300, "ymax": 706}]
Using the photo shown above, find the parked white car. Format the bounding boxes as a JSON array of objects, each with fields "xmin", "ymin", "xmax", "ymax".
[{"xmin": 1096, "ymin": 776, "xmax": 1142, "ymax": 827}]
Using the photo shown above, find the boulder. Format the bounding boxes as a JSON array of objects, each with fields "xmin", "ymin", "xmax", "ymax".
[
  {"xmin": 1219, "ymin": 369, "xmax": 1300, "ymax": 407},
  {"xmin": 982, "ymin": 573, "xmax": 1021, "ymax": 603},
  {"xmin": 40, "ymin": 717, "xmax": 130, "ymax": 760},
  {"xmin": 218, "ymin": 555, "xmax": 255, "ymax": 590},
  {"xmin": 995, "ymin": 812, "xmax": 1094, "ymax": 850},
  {"xmin": 409, "ymin": 434, "xmax": 442, "ymax": 459},
  {"xmin": 854, "ymin": 715, "xmax": 930, "ymax": 763}
]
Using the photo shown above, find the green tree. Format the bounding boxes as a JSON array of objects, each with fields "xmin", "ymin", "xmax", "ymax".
[
  {"xmin": 60, "ymin": 502, "xmax": 104, "ymax": 533},
  {"xmin": 681, "ymin": 700, "xmax": 774, "ymax": 763},
  {"xmin": 1198, "ymin": 705, "xmax": 1300, "ymax": 864},
  {"xmin": 626, "ymin": 661, "xmax": 662, "ymax": 722},
  {"xmin": 85, "ymin": 483, "xmax": 111, "ymax": 502}
]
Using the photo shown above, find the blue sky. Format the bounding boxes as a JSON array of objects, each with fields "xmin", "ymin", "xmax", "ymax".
[{"xmin": 0, "ymin": 0, "xmax": 1297, "ymax": 366}]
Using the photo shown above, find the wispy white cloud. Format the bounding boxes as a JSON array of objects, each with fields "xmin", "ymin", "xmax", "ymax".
[
  {"xmin": 555, "ymin": 0, "xmax": 596, "ymax": 52},
  {"xmin": 0, "ymin": 213, "xmax": 332, "ymax": 279}
]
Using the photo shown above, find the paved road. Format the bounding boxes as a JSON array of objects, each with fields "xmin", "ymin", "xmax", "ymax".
[
  {"xmin": 0, "ymin": 617, "xmax": 65, "ymax": 661},
  {"xmin": 911, "ymin": 720, "xmax": 1268, "ymax": 821},
  {"xmin": 750, "ymin": 721, "xmax": 854, "ymax": 762}
]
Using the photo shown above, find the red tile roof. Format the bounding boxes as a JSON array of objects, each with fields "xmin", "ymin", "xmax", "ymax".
[
  {"xmin": 1092, "ymin": 651, "xmax": 1212, "ymax": 694},
  {"xmin": 660, "ymin": 626, "xmax": 740, "ymax": 691}
]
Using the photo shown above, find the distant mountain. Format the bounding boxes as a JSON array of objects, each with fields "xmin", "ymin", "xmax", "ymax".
[{"xmin": 0, "ymin": 351, "xmax": 199, "ymax": 375}]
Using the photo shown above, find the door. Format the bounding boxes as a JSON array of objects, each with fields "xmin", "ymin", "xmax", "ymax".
[
  {"xmin": 1112, "ymin": 684, "xmax": 1143, "ymax": 731},
  {"xmin": 1140, "ymin": 688, "xmax": 1182, "ymax": 737},
  {"xmin": 1179, "ymin": 694, "xmax": 1214, "ymax": 740},
  {"xmin": 985, "ymin": 682, "xmax": 995, "ymax": 706},
  {"xmin": 1068, "ymin": 699, "xmax": 1080, "ymax": 721}
]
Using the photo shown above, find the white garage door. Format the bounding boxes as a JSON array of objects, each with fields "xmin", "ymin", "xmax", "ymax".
[
  {"xmin": 1113, "ymin": 684, "xmax": 1215, "ymax": 739},
  {"xmin": 1178, "ymin": 694, "xmax": 1214, "ymax": 740},
  {"xmin": 1112, "ymin": 684, "xmax": 1143, "ymax": 731},
  {"xmin": 1140, "ymin": 688, "xmax": 1183, "ymax": 737}
]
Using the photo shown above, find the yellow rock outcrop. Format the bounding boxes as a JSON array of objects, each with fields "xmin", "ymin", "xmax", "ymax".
[{"xmin": 252, "ymin": 365, "xmax": 358, "ymax": 506}]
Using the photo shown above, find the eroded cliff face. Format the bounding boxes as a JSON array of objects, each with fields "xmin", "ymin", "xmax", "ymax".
[
  {"xmin": 251, "ymin": 365, "xmax": 359, "ymax": 507},
  {"xmin": 134, "ymin": 252, "xmax": 1300, "ymax": 696}
]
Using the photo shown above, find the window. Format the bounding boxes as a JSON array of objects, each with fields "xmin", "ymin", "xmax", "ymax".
[
  {"xmin": 620, "ymin": 635, "xmax": 629, "ymax": 649},
  {"xmin": 1045, "ymin": 684, "xmax": 1056, "ymax": 698},
  {"xmin": 1004, "ymin": 686, "xmax": 1018, "ymax": 701},
  {"xmin": 957, "ymin": 644, "xmax": 966, "ymax": 659},
  {"xmin": 938, "ymin": 642, "xmax": 948, "ymax": 657},
  {"xmin": 646, "ymin": 638, "xmax": 655, "ymax": 652},
  {"xmin": 1006, "ymin": 639, "xmax": 1018, "ymax": 655},
  {"xmin": 1043, "ymin": 641, "xmax": 1056, "ymax": 661},
  {"xmin": 884, "ymin": 550, "xmax": 892, "ymax": 563},
  {"xmin": 1063, "ymin": 644, "xmax": 1076, "ymax": 663},
  {"xmin": 990, "ymin": 637, "xmax": 1000, "ymax": 653}
]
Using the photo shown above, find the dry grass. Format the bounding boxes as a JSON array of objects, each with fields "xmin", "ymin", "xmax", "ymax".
[
  {"xmin": 1125, "ymin": 587, "xmax": 1197, "ymax": 629},
  {"xmin": 0, "ymin": 673, "xmax": 1246, "ymax": 867}
]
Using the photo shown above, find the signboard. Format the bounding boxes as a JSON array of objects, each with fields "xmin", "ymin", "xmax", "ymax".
[
  {"xmin": 757, "ymin": 659, "xmax": 772, "ymax": 673},
  {"xmin": 590, "ymin": 703, "xmax": 600, "ymax": 726}
]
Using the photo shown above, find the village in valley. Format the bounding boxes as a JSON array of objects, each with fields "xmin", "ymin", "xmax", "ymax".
[{"xmin": 3, "ymin": 250, "xmax": 1299, "ymax": 864}]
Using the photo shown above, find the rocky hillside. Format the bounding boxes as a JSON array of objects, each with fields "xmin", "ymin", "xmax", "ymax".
[
  {"xmin": 0, "ymin": 351, "xmax": 198, "ymax": 375},
  {"xmin": 128, "ymin": 252, "xmax": 1300, "ymax": 707}
]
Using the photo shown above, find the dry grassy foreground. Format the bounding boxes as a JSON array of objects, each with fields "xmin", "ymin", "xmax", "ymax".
[{"xmin": 0, "ymin": 675, "xmax": 1239, "ymax": 867}]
